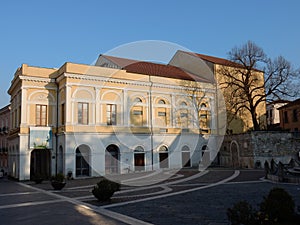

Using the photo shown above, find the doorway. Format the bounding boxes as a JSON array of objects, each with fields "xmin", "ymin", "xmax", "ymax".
[
  {"xmin": 134, "ymin": 146, "xmax": 145, "ymax": 171},
  {"xmin": 76, "ymin": 145, "xmax": 90, "ymax": 177},
  {"xmin": 105, "ymin": 144, "xmax": 120, "ymax": 174},
  {"xmin": 30, "ymin": 149, "xmax": 51, "ymax": 180},
  {"xmin": 159, "ymin": 146, "xmax": 169, "ymax": 169}
]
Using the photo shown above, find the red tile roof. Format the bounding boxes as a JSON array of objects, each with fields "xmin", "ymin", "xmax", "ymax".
[
  {"xmin": 182, "ymin": 51, "xmax": 243, "ymax": 68},
  {"xmin": 101, "ymin": 55, "xmax": 139, "ymax": 68},
  {"xmin": 181, "ymin": 51, "xmax": 263, "ymax": 72},
  {"xmin": 124, "ymin": 61, "xmax": 210, "ymax": 82},
  {"xmin": 101, "ymin": 55, "xmax": 211, "ymax": 83}
]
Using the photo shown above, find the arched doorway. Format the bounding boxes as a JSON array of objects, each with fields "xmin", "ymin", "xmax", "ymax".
[
  {"xmin": 76, "ymin": 145, "xmax": 90, "ymax": 177},
  {"xmin": 134, "ymin": 146, "xmax": 145, "ymax": 171},
  {"xmin": 182, "ymin": 145, "xmax": 191, "ymax": 168},
  {"xmin": 230, "ymin": 141, "xmax": 240, "ymax": 168},
  {"xmin": 105, "ymin": 144, "xmax": 120, "ymax": 174},
  {"xmin": 30, "ymin": 149, "xmax": 51, "ymax": 180},
  {"xmin": 159, "ymin": 146, "xmax": 169, "ymax": 169}
]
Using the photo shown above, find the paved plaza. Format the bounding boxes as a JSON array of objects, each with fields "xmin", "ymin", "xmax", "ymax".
[{"xmin": 0, "ymin": 169, "xmax": 299, "ymax": 225}]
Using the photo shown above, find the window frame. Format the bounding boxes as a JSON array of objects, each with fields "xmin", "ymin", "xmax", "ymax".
[
  {"xmin": 107, "ymin": 104, "xmax": 117, "ymax": 125},
  {"xmin": 78, "ymin": 102, "xmax": 89, "ymax": 125},
  {"xmin": 36, "ymin": 104, "xmax": 47, "ymax": 126}
]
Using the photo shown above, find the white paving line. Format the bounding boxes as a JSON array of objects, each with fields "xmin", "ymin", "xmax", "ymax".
[
  {"xmin": 17, "ymin": 182, "xmax": 153, "ymax": 225},
  {"xmin": 0, "ymin": 191, "xmax": 39, "ymax": 197},
  {"xmin": 74, "ymin": 185, "xmax": 173, "ymax": 201},
  {"xmin": 101, "ymin": 170, "xmax": 240, "ymax": 209},
  {"xmin": 226, "ymin": 180, "xmax": 266, "ymax": 185},
  {"xmin": 0, "ymin": 199, "xmax": 65, "ymax": 209}
]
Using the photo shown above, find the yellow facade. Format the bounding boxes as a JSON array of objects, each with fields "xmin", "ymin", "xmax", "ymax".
[{"xmin": 215, "ymin": 64, "xmax": 267, "ymax": 133}]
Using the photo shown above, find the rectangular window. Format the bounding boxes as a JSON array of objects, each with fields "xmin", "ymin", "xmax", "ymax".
[
  {"xmin": 36, "ymin": 105, "xmax": 47, "ymax": 126},
  {"xmin": 78, "ymin": 102, "xmax": 88, "ymax": 125},
  {"xmin": 284, "ymin": 111, "xmax": 289, "ymax": 123},
  {"xmin": 61, "ymin": 103, "xmax": 65, "ymax": 125},
  {"xmin": 107, "ymin": 104, "xmax": 116, "ymax": 125},
  {"xmin": 180, "ymin": 112, "xmax": 188, "ymax": 118},
  {"xmin": 131, "ymin": 106, "xmax": 143, "ymax": 126},
  {"xmin": 133, "ymin": 110, "xmax": 143, "ymax": 115},
  {"xmin": 158, "ymin": 111, "xmax": 166, "ymax": 117},
  {"xmin": 293, "ymin": 109, "xmax": 298, "ymax": 122}
]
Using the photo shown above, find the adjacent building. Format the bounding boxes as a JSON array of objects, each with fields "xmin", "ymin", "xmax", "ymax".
[
  {"xmin": 266, "ymin": 100, "xmax": 290, "ymax": 130},
  {"xmin": 170, "ymin": 51, "xmax": 267, "ymax": 134},
  {"xmin": 0, "ymin": 104, "xmax": 10, "ymax": 175},
  {"xmin": 278, "ymin": 98, "xmax": 300, "ymax": 132}
]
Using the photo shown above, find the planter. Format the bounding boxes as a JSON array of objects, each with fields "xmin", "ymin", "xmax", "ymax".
[{"xmin": 51, "ymin": 181, "xmax": 66, "ymax": 190}]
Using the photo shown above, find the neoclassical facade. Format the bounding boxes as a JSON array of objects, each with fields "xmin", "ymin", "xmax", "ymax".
[{"xmin": 8, "ymin": 54, "xmax": 219, "ymax": 180}]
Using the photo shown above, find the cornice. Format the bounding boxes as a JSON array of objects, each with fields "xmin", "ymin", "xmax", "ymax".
[{"xmin": 64, "ymin": 73, "xmax": 216, "ymax": 93}]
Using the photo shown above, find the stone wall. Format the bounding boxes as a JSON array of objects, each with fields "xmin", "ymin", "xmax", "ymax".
[{"xmin": 219, "ymin": 131, "xmax": 300, "ymax": 169}]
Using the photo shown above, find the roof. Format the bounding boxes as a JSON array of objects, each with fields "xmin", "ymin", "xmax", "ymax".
[
  {"xmin": 124, "ymin": 61, "xmax": 210, "ymax": 82},
  {"xmin": 100, "ymin": 55, "xmax": 139, "ymax": 68},
  {"xmin": 180, "ymin": 51, "xmax": 263, "ymax": 72},
  {"xmin": 278, "ymin": 98, "xmax": 300, "ymax": 110},
  {"xmin": 100, "ymin": 55, "xmax": 211, "ymax": 83},
  {"xmin": 267, "ymin": 100, "xmax": 291, "ymax": 105}
]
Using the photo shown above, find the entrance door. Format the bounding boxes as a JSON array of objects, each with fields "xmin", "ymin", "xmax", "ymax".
[
  {"xmin": 134, "ymin": 146, "xmax": 145, "ymax": 171},
  {"xmin": 30, "ymin": 149, "xmax": 51, "ymax": 180},
  {"xmin": 159, "ymin": 146, "xmax": 169, "ymax": 169},
  {"xmin": 76, "ymin": 145, "xmax": 90, "ymax": 177},
  {"xmin": 105, "ymin": 145, "xmax": 119, "ymax": 174},
  {"xmin": 182, "ymin": 146, "xmax": 191, "ymax": 168}
]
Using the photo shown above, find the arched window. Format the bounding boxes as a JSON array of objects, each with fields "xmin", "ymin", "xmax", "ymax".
[
  {"xmin": 158, "ymin": 99, "xmax": 166, "ymax": 104},
  {"xmin": 134, "ymin": 97, "xmax": 142, "ymax": 103},
  {"xmin": 131, "ymin": 97, "xmax": 144, "ymax": 126},
  {"xmin": 134, "ymin": 146, "xmax": 144, "ymax": 152},
  {"xmin": 201, "ymin": 103, "xmax": 207, "ymax": 108},
  {"xmin": 159, "ymin": 146, "xmax": 168, "ymax": 152},
  {"xmin": 180, "ymin": 101, "xmax": 187, "ymax": 106}
]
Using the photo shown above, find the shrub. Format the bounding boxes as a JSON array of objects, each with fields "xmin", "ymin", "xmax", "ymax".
[
  {"xmin": 260, "ymin": 187, "xmax": 295, "ymax": 223},
  {"xmin": 227, "ymin": 201, "xmax": 256, "ymax": 225},
  {"xmin": 92, "ymin": 178, "xmax": 120, "ymax": 201}
]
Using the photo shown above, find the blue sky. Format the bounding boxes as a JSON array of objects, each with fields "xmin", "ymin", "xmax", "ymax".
[{"xmin": 1, "ymin": 0, "xmax": 300, "ymax": 108}]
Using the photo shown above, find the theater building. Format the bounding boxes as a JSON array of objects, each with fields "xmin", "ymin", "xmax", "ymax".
[{"xmin": 7, "ymin": 54, "xmax": 219, "ymax": 180}]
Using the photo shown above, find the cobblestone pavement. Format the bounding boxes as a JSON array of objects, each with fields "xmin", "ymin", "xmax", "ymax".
[{"xmin": 1, "ymin": 168, "xmax": 299, "ymax": 225}]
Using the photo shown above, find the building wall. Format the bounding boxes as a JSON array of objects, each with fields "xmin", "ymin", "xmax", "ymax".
[
  {"xmin": 8, "ymin": 62, "xmax": 216, "ymax": 180},
  {"xmin": 0, "ymin": 105, "xmax": 10, "ymax": 174},
  {"xmin": 279, "ymin": 102, "xmax": 300, "ymax": 132},
  {"xmin": 220, "ymin": 131, "xmax": 299, "ymax": 169},
  {"xmin": 266, "ymin": 102, "xmax": 288, "ymax": 127},
  {"xmin": 215, "ymin": 64, "xmax": 267, "ymax": 133}
]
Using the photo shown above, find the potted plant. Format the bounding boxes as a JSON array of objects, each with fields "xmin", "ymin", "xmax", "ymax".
[{"xmin": 50, "ymin": 173, "xmax": 66, "ymax": 190}]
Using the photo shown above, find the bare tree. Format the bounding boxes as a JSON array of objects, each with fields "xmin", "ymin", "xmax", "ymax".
[{"xmin": 219, "ymin": 41, "xmax": 299, "ymax": 131}]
